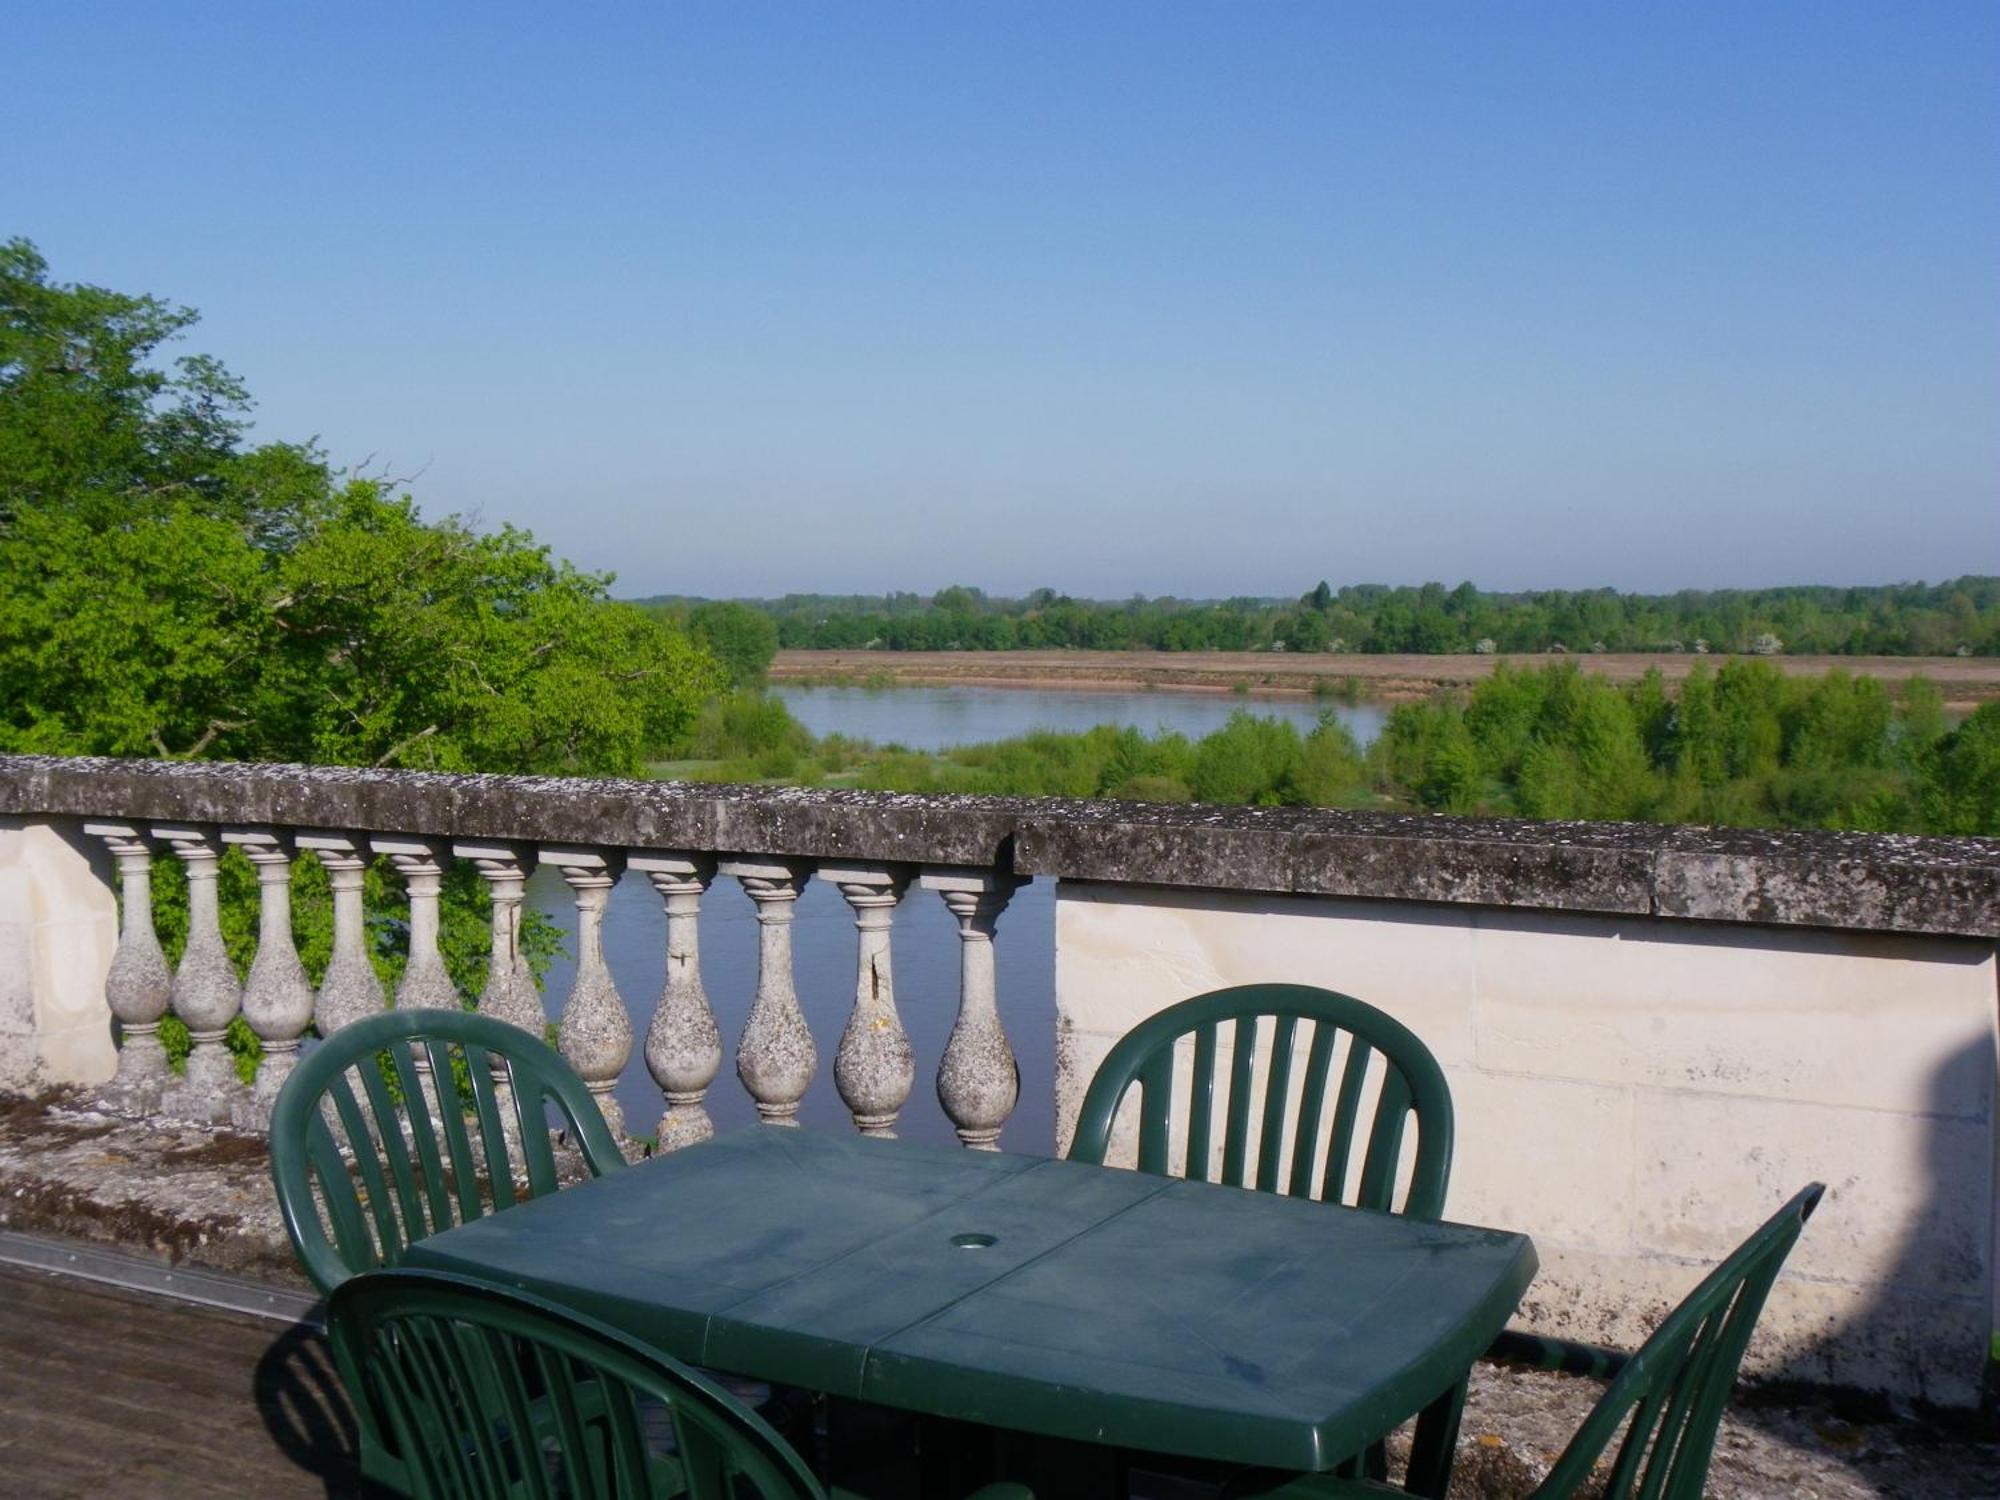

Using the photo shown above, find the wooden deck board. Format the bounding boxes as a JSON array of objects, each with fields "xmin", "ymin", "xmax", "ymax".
[{"xmin": 0, "ymin": 1265, "xmax": 360, "ymax": 1499}]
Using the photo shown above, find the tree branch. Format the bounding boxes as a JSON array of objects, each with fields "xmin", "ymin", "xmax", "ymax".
[
  {"xmin": 374, "ymin": 723, "xmax": 440, "ymax": 768},
  {"xmin": 154, "ymin": 718, "xmax": 249, "ymax": 760}
]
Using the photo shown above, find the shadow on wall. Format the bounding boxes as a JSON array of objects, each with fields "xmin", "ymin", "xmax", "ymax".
[{"xmin": 1790, "ymin": 1031, "xmax": 1997, "ymax": 1414}]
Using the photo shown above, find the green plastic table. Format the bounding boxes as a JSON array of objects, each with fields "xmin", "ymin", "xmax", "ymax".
[{"xmin": 399, "ymin": 1127, "xmax": 1536, "ymax": 1473}]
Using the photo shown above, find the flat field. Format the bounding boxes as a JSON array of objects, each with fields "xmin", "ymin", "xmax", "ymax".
[{"xmin": 771, "ymin": 649, "xmax": 2000, "ymax": 709}]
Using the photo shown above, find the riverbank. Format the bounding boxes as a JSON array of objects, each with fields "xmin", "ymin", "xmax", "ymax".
[{"xmin": 771, "ymin": 649, "xmax": 2000, "ymax": 710}]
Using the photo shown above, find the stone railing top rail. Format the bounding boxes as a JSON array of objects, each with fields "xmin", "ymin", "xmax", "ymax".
[{"xmin": 3, "ymin": 754, "xmax": 1997, "ymax": 938}]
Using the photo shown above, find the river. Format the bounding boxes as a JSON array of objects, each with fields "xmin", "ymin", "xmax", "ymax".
[{"xmin": 530, "ymin": 685, "xmax": 1385, "ymax": 1152}]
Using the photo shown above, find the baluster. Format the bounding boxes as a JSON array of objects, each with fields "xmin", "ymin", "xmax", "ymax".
[
  {"xmin": 295, "ymin": 832, "xmax": 385, "ymax": 1035},
  {"xmin": 152, "ymin": 824, "xmax": 243, "ymax": 1125},
  {"xmin": 223, "ymin": 827, "xmax": 315, "ymax": 1131},
  {"xmin": 719, "ymin": 858, "xmax": 814, "ymax": 1126},
  {"xmin": 544, "ymin": 848, "xmax": 633, "ymax": 1150},
  {"xmin": 922, "ymin": 869, "xmax": 1027, "ymax": 1150},
  {"xmin": 83, "ymin": 823, "xmax": 173, "ymax": 1116},
  {"xmin": 373, "ymin": 837, "xmax": 458, "ymax": 1010},
  {"xmin": 629, "ymin": 852, "xmax": 720, "ymax": 1151},
  {"xmin": 373, "ymin": 837, "xmax": 457, "ymax": 1129},
  {"xmin": 822, "ymin": 864, "xmax": 913, "ymax": 1137},
  {"xmin": 455, "ymin": 841, "xmax": 544, "ymax": 1035}
]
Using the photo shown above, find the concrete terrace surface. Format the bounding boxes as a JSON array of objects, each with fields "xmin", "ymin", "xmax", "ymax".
[
  {"xmin": 0, "ymin": 1265, "xmax": 359, "ymax": 1499},
  {"xmin": 3, "ymin": 1262, "xmax": 1997, "ymax": 1500},
  {"xmin": 2, "ymin": 1096, "xmax": 1999, "ymax": 1499}
]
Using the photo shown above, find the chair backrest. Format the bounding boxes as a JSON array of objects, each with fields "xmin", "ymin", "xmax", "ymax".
[
  {"xmin": 1067, "ymin": 983, "xmax": 1454, "ymax": 1219},
  {"xmin": 270, "ymin": 1007, "xmax": 626, "ymax": 1295},
  {"xmin": 329, "ymin": 1268, "xmax": 825, "ymax": 1500},
  {"xmin": 1533, "ymin": 1184, "xmax": 1825, "ymax": 1500}
]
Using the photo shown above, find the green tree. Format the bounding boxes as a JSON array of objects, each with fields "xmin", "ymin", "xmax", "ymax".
[
  {"xmin": 1, "ymin": 239, "xmax": 731, "ymax": 1071},
  {"xmin": 1188, "ymin": 713, "xmax": 1304, "ymax": 805},
  {"xmin": 1918, "ymin": 704, "xmax": 2000, "ymax": 834},
  {"xmin": 687, "ymin": 600, "xmax": 779, "ymax": 687}
]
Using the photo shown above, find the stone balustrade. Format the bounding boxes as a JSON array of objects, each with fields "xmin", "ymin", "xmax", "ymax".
[
  {"xmin": 6, "ymin": 765, "xmax": 1031, "ymax": 1154},
  {"xmin": 2, "ymin": 752, "xmax": 1999, "ymax": 1407}
]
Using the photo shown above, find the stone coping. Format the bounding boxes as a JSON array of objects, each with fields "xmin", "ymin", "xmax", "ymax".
[{"xmin": 3, "ymin": 754, "xmax": 1997, "ymax": 938}]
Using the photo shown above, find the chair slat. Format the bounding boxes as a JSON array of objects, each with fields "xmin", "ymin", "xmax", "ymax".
[
  {"xmin": 326, "ymin": 1072, "xmax": 404, "ymax": 1264},
  {"xmin": 1185, "ymin": 1022, "xmax": 1218, "ymax": 1180},
  {"xmin": 1220, "ymin": 1016, "xmax": 1257, "ymax": 1187},
  {"xmin": 510, "ymin": 1067, "xmax": 563, "ymax": 1199},
  {"xmin": 462, "ymin": 1042, "xmax": 519, "ymax": 1211},
  {"xmin": 388, "ymin": 1041, "xmax": 457, "ymax": 1235},
  {"xmin": 304, "ymin": 1109, "xmax": 372, "ymax": 1271},
  {"xmin": 598, "ymin": 1369, "xmax": 651, "ymax": 1496},
  {"xmin": 1321, "ymin": 1037, "xmax": 1374, "ymax": 1204},
  {"xmin": 355, "ymin": 1048, "xmax": 434, "ymax": 1244},
  {"xmin": 1356, "ymin": 1068, "xmax": 1412, "ymax": 1212},
  {"xmin": 370, "ymin": 1341, "xmax": 443, "ymax": 1494},
  {"xmin": 535, "ymin": 1341, "xmax": 599, "ymax": 1495},
  {"xmin": 403, "ymin": 1317, "xmax": 483, "ymax": 1498},
  {"xmin": 1135, "ymin": 1051, "xmax": 1175, "ymax": 1175},
  {"xmin": 1289, "ymin": 1023, "xmax": 1338, "ymax": 1198},
  {"xmin": 1254, "ymin": 1014, "xmax": 1299, "ymax": 1193},
  {"xmin": 1638, "ymin": 1310, "xmax": 1732, "ymax": 1500},
  {"xmin": 425, "ymin": 1038, "xmax": 486, "ymax": 1223},
  {"xmin": 1604, "ymin": 1380, "xmax": 1673, "ymax": 1497}
]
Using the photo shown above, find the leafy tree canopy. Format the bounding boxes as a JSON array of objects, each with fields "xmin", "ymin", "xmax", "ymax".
[{"xmin": 1, "ymin": 238, "xmax": 723, "ymax": 774}]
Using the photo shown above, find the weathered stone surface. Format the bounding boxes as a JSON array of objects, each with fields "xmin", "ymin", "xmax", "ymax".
[
  {"xmin": 544, "ymin": 847, "xmax": 634, "ymax": 1150},
  {"xmin": 632, "ymin": 853, "xmax": 721, "ymax": 1150},
  {"xmin": 723, "ymin": 859, "xmax": 816, "ymax": 1125},
  {"xmin": 85, "ymin": 824, "xmax": 173, "ymax": 1114},
  {"xmin": 3, "ymin": 754, "xmax": 1997, "ymax": 936},
  {"xmin": 224, "ymin": 828, "xmax": 315, "ymax": 1131}
]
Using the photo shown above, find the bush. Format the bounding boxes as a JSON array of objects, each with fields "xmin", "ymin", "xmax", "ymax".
[{"xmin": 1188, "ymin": 713, "xmax": 1304, "ymax": 805}]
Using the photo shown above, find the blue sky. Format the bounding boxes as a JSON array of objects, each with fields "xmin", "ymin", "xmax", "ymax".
[{"xmin": 5, "ymin": 4, "xmax": 1995, "ymax": 598}]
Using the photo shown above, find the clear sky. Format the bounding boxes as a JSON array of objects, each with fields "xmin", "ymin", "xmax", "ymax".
[{"xmin": 5, "ymin": 4, "xmax": 1995, "ymax": 599}]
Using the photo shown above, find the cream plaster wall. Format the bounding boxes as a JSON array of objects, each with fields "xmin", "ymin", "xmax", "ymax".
[
  {"xmin": 1053, "ymin": 879, "xmax": 2000, "ymax": 1407},
  {"xmin": 0, "ymin": 817, "xmax": 117, "ymax": 1092}
]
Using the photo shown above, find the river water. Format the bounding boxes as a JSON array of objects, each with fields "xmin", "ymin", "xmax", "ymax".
[{"xmin": 529, "ymin": 686, "xmax": 1384, "ymax": 1152}]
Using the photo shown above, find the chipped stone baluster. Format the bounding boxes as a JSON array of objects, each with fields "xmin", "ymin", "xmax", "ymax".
[
  {"xmin": 225, "ymin": 827, "xmax": 315, "ymax": 1131},
  {"xmin": 923, "ymin": 869, "xmax": 1027, "ymax": 1150},
  {"xmin": 374, "ymin": 838, "xmax": 458, "ymax": 1012},
  {"xmin": 822, "ymin": 864, "xmax": 913, "ymax": 1137},
  {"xmin": 720, "ymin": 858, "xmax": 814, "ymax": 1126},
  {"xmin": 544, "ymin": 848, "xmax": 633, "ymax": 1150},
  {"xmin": 296, "ymin": 833, "xmax": 384, "ymax": 1035},
  {"xmin": 374, "ymin": 837, "xmax": 457, "ymax": 1125},
  {"xmin": 153, "ymin": 824, "xmax": 244, "ymax": 1125},
  {"xmin": 455, "ymin": 841, "xmax": 544, "ymax": 1036},
  {"xmin": 630, "ymin": 853, "xmax": 720, "ymax": 1151},
  {"xmin": 84, "ymin": 822, "xmax": 173, "ymax": 1116}
]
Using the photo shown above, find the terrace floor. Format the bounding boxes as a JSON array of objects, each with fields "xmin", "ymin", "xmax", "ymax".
[
  {"xmin": 0, "ymin": 1264, "xmax": 358, "ymax": 1499},
  {"xmin": 0, "ymin": 1091, "xmax": 1995, "ymax": 1499}
]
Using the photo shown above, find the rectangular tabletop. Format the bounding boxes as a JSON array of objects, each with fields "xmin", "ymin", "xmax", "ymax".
[{"xmin": 400, "ymin": 1127, "xmax": 1537, "ymax": 1470}]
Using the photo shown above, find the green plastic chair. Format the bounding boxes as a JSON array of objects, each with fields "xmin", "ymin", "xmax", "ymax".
[
  {"xmin": 328, "ymin": 1268, "xmax": 1032, "ymax": 1500},
  {"xmin": 1221, "ymin": 1183, "xmax": 1826, "ymax": 1500},
  {"xmin": 1068, "ymin": 983, "xmax": 1455, "ymax": 1220},
  {"xmin": 269, "ymin": 1007, "xmax": 626, "ymax": 1296}
]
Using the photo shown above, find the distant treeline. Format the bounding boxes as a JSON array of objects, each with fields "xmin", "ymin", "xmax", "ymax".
[
  {"xmin": 635, "ymin": 578, "xmax": 2000, "ymax": 657},
  {"xmin": 679, "ymin": 660, "xmax": 1999, "ymax": 837}
]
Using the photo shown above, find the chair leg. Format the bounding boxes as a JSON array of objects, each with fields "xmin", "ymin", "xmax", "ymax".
[{"xmin": 1403, "ymin": 1379, "xmax": 1468, "ymax": 1499}]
